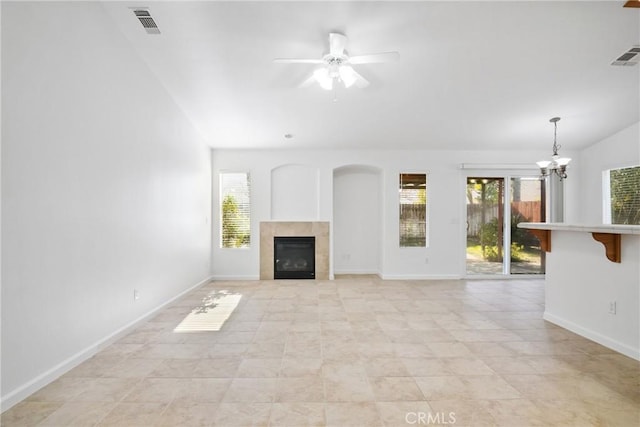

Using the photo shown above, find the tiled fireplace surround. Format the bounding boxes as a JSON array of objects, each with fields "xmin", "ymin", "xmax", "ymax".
[{"xmin": 260, "ymin": 221, "xmax": 330, "ymax": 280}]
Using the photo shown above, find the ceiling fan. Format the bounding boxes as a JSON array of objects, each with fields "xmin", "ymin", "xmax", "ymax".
[{"xmin": 274, "ymin": 32, "xmax": 399, "ymax": 90}]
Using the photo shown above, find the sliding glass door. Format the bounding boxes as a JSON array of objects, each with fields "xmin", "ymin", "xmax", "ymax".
[{"xmin": 466, "ymin": 175, "xmax": 544, "ymax": 276}]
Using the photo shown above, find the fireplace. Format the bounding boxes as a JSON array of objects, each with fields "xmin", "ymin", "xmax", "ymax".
[{"xmin": 274, "ymin": 236, "xmax": 315, "ymax": 279}]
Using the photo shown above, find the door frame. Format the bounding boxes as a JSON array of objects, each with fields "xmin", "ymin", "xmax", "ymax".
[{"xmin": 460, "ymin": 167, "xmax": 546, "ymax": 279}]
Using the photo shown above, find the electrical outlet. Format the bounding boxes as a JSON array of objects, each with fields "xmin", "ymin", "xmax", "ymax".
[
  {"xmin": 608, "ymin": 301, "xmax": 616, "ymax": 315},
  {"xmin": 134, "ymin": 289, "xmax": 140, "ymax": 301}
]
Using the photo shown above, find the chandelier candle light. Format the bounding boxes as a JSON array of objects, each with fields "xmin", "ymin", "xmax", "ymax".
[{"xmin": 537, "ymin": 117, "xmax": 571, "ymax": 180}]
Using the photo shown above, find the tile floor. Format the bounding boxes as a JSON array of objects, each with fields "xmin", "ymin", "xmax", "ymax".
[{"xmin": 2, "ymin": 276, "xmax": 639, "ymax": 426}]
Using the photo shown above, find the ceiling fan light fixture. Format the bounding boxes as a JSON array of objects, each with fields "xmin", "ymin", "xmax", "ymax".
[
  {"xmin": 338, "ymin": 65, "xmax": 357, "ymax": 88},
  {"xmin": 313, "ymin": 68, "xmax": 333, "ymax": 90}
]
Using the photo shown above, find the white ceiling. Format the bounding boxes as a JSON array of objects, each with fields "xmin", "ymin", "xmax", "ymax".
[{"xmin": 102, "ymin": 1, "xmax": 640, "ymax": 151}]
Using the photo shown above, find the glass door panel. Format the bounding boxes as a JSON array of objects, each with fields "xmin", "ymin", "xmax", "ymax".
[
  {"xmin": 466, "ymin": 178, "xmax": 505, "ymax": 275},
  {"xmin": 510, "ymin": 177, "xmax": 545, "ymax": 274}
]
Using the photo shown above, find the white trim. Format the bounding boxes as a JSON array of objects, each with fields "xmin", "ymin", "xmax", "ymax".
[
  {"xmin": 210, "ymin": 274, "xmax": 260, "ymax": 281},
  {"xmin": 460, "ymin": 163, "xmax": 539, "ymax": 171},
  {"xmin": 0, "ymin": 275, "xmax": 213, "ymax": 412},
  {"xmin": 544, "ymin": 311, "xmax": 640, "ymax": 361},
  {"xmin": 379, "ymin": 273, "xmax": 462, "ymax": 280},
  {"xmin": 463, "ymin": 274, "xmax": 545, "ymax": 280},
  {"xmin": 333, "ymin": 269, "xmax": 380, "ymax": 275}
]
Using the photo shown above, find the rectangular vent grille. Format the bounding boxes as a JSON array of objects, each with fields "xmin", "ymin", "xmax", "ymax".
[
  {"xmin": 611, "ymin": 45, "xmax": 640, "ymax": 66},
  {"xmin": 133, "ymin": 9, "xmax": 160, "ymax": 35}
]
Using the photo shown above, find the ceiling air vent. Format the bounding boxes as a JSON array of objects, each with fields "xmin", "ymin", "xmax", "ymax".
[
  {"xmin": 133, "ymin": 9, "xmax": 160, "ymax": 35},
  {"xmin": 611, "ymin": 46, "xmax": 640, "ymax": 66}
]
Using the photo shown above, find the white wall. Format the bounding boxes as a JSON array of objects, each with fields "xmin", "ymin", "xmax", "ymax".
[
  {"xmin": 271, "ymin": 164, "xmax": 319, "ymax": 220},
  {"xmin": 578, "ymin": 121, "xmax": 640, "ymax": 223},
  {"xmin": 544, "ymin": 230, "xmax": 640, "ymax": 360},
  {"xmin": 542, "ymin": 121, "xmax": 640, "ymax": 360},
  {"xmin": 1, "ymin": 2, "xmax": 211, "ymax": 408},
  {"xmin": 333, "ymin": 166, "xmax": 381, "ymax": 274},
  {"xmin": 211, "ymin": 148, "xmax": 557, "ymax": 279}
]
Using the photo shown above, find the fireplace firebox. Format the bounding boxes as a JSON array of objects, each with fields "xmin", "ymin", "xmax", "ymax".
[{"xmin": 274, "ymin": 236, "xmax": 315, "ymax": 279}]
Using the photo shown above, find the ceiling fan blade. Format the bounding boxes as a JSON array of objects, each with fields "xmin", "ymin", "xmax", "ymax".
[
  {"xmin": 273, "ymin": 58, "xmax": 324, "ymax": 64},
  {"xmin": 350, "ymin": 51, "xmax": 400, "ymax": 64},
  {"xmin": 298, "ymin": 74, "xmax": 317, "ymax": 88},
  {"xmin": 352, "ymin": 69, "xmax": 370, "ymax": 88},
  {"xmin": 329, "ymin": 33, "xmax": 347, "ymax": 56}
]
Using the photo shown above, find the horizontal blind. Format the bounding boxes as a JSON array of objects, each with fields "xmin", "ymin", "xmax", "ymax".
[
  {"xmin": 610, "ymin": 166, "xmax": 640, "ymax": 225},
  {"xmin": 220, "ymin": 172, "xmax": 251, "ymax": 248},
  {"xmin": 399, "ymin": 173, "xmax": 427, "ymax": 247}
]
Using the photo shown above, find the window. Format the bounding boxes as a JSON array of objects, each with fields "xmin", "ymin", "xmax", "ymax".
[
  {"xmin": 220, "ymin": 172, "xmax": 251, "ymax": 248},
  {"xmin": 399, "ymin": 173, "xmax": 427, "ymax": 247},
  {"xmin": 604, "ymin": 165, "xmax": 640, "ymax": 225}
]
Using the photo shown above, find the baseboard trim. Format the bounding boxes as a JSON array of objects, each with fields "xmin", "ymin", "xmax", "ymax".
[
  {"xmin": 333, "ymin": 270, "xmax": 380, "ymax": 275},
  {"xmin": 379, "ymin": 273, "xmax": 462, "ymax": 280},
  {"xmin": 0, "ymin": 275, "xmax": 213, "ymax": 412},
  {"xmin": 210, "ymin": 275, "xmax": 260, "ymax": 281},
  {"xmin": 543, "ymin": 311, "xmax": 640, "ymax": 361}
]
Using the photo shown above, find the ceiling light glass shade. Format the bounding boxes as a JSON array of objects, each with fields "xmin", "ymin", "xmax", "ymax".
[
  {"xmin": 537, "ymin": 117, "xmax": 570, "ymax": 180},
  {"xmin": 536, "ymin": 160, "xmax": 552, "ymax": 168},
  {"xmin": 313, "ymin": 68, "xmax": 333, "ymax": 90},
  {"xmin": 338, "ymin": 65, "xmax": 357, "ymax": 88}
]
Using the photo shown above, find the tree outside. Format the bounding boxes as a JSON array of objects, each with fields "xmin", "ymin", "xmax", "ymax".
[
  {"xmin": 222, "ymin": 195, "xmax": 250, "ymax": 248},
  {"xmin": 610, "ymin": 166, "xmax": 640, "ymax": 225}
]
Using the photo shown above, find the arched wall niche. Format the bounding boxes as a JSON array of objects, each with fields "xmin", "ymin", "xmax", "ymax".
[
  {"xmin": 333, "ymin": 164, "xmax": 383, "ymax": 275},
  {"xmin": 271, "ymin": 164, "xmax": 319, "ymax": 220}
]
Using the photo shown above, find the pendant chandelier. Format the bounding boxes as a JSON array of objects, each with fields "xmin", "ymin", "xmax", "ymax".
[{"xmin": 537, "ymin": 117, "xmax": 571, "ymax": 180}]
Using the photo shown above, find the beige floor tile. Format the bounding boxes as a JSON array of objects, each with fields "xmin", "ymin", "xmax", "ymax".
[
  {"xmin": 369, "ymin": 377, "xmax": 425, "ymax": 401},
  {"xmin": 479, "ymin": 399, "xmax": 546, "ymax": 427},
  {"xmin": 150, "ymin": 358, "xmax": 200, "ymax": 377},
  {"xmin": 415, "ymin": 376, "xmax": 469, "ymax": 400},
  {"xmin": 38, "ymin": 401, "xmax": 115, "ymax": 426},
  {"xmin": 275, "ymin": 376, "xmax": 325, "ymax": 402},
  {"xmin": 4, "ymin": 278, "xmax": 639, "ymax": 427},
  {"xmin": 401, "ymin": 357, "xmax": 450, "ymax": 377},
  {"xmin": 285, "ymin": 340, "xmax": 322, "ymax": 358},
  {"xmin": 324, "ymin": 402, "xmax": 382, "ymax": 427},
  {"xmin": 95, "ymin": 402, "xmax": 166, "ymax": 426},
  {"xmin": 323, "ymin": 375, "xmax": 376, "ymax": 402},
  {"xmin": 322, "ymin": 359, "xmax": 367, "ymax": 378},
  {"xmin": 427, "ymin": 342, "xmax": 473, "ymax": 358},
  {"xmin": 246, "ymin": 341, "xmax": 287, "ymax": 358},
  {"xmin": 124, "ymin": 378, "xmax": 184, "ymax": 403},
  {"xmin": 70, "ymin": 378, "xmax": 139, "ymax": 403},
  {"xmin": 280, "ymin": 357, "xmax": 323, "ymax": 377},
  {"xmin": 459, "ymin": 375, "xmax": 523, "ymax": 399},
  {"xmin": 363, "ymin": 357, "xmax": 411, "ymax": 377},
  {"xmin": 157, "ymin": 402, "xmax": 218, "ymax": 426},
  {"xmin": 0, "ymin": 401, "xmax": 63, "ymax": 427},
  {"xmin": 376, "ymin": 401, "xmax": 433, "ymax": 427},
  {"xmin": 237, "ymin": 358, "xmax": 282, "ymax": 378},
  {"xmin": 481, "ymin": 356, "xmax": 538, "ymax": 375},
  {"xmin": 428, "ymin": 399, "xmax": 496, "ymax": 426},
  {"xmin": 26, "ymin": 377, "xmax": 89, "ymax": 402},
  {"xmin": 102, "ymin": 358, "xmax": 163, "ymax": 378},
  {"xmin": 222, "ymin": 378, "xmax": 279, "ymax": 402},
  {"xmin": 64, "ymin": 355, "xmax": 125, "ymax": 378},
  {"xmin": 173, "ymin": 378, "xmax": 231, "ymax": 403},
  {"xmin": 269, "ymin": 402, "xmax": 325, "ymax": 426}
]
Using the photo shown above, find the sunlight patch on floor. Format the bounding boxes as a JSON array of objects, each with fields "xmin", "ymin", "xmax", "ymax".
[{"xmin": 174, "ymin": 291, "xmax": 242, "ymax": 332}]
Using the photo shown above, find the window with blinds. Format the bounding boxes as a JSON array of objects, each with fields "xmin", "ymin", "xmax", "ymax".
[
  {"xmin": 399, "ymin": 173, "xmax": 427, "ymax": 247},
  {"xmin": 605, "ymin": 165, "xmax": 640, "ymax": 225},
  {"xmin": 220, "ymin": 172, "xmax": 251, "ymax": 248}
]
